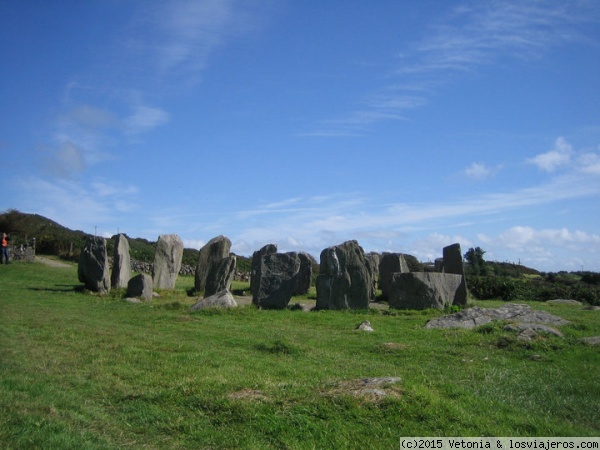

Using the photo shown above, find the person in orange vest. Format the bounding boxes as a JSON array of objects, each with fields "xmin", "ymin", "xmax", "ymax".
[{"xmin": 1, "ymin": 232, "xmax": 9, "ymax": 264}]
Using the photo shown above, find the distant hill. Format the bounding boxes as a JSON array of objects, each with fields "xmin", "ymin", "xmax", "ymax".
[{"xmin": 0, "ymin": 209, "xmax": 206, "ymax": 267}]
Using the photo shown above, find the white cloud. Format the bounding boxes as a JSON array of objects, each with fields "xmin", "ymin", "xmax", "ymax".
[
  {"xmin": 123, "ymin": 105, "xmax": 170, "ymax": 135},
  {"xmin": 478, "ymin": 226, "xmax": 600, "ymax": 270},
  {"xmin": 464, "ymin": 162, "xmax": 492, "ymax": 180},
  {"xmin": 578, "ymin": 151, "xmax": 600, "ymax": 175},
  {"xmin": 527, "ymin": 136, "xmax": 573, "ymax": 172}
]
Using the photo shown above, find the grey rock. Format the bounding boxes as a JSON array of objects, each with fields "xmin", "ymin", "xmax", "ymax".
[
  {"xmin": 316, "ymin": 240, "xmax": 373, "ymax": 310},
  {"xmin": 191, "ymin": 289, "xmax": 237, "ymax": 311},
  {"xmin": 442, "ymin": 243, "xmax": 467, "ymax": 305},
  {"xmin": 195, "ymin": 235, "xmax": 232, "ymax": 292},
  {"xmin": 426, "ymin": 303, "xmax": 570, "ymax": 329},
  {"xmin": 581, "ymin": 336, "xmax": 600, "ymax": 346},
  {"xmin": 434, "ymin": 257, "xmax": 444, "ymax": 272},
  {"xmin": 252, "ymin": 252, "xmax": 301, "ymax": 309},
  {"xmin": 546, "ymin": 299, "xmax": 582, "ymax": 305},
  {"xmin": 504, "ymin": 322, "xmax": 564, "ymax": 338},
  {"xmin": 379, "ymin": 253, "xmax": 409, "ymax": 300},
  {"xmin": 111, "ymin": 234, "xmax": 131, "ymax": 289},
  {"xmin": 124, "ymin": 297, "xmax": 142, "ymax": 304},
  {"xmin": 78, "ymin": 236, "xmax": 110, "ymax": 293},
  {"xmin": 126, "ymin": 273, "xmax": 154, "ymax": 301},
  {"xmin": 388, "ymin": 272, "xmax": 464, "ymax": 310},
  {"xmin": 365, "ymin": 252, "xmax": 381, "ymax": 295},
  {"xmin": 250, "ymin": 244, "xmax": 277, "ymax": 298},
  {"xmin": 204, "ymin": 255, "xmax": 236, "ymax": 297},
  {"xmin": 356, "ymin": 320, "xmax": 374, "ymax": 332},
  {"xmin": 293, "ymin": 252, "xmax": 314, "ymax": 296},
  {"xmin": 152, "ymin": 234, "xmax": 183, "ymax": 290}
]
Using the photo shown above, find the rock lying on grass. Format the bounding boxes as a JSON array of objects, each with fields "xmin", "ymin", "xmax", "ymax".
[
  {"xmin": 580, "ymin": 336, "xmax": 600, "ymax": 346},
  {"xmin": 328, "ymin": 377, "xmax": 402, "ymax": 400},
  {"xmin": 356, "ymin": 320, "xmax": 374, "ymax": 332},
  {"xmin": 190, "ymin": 289, "xmax": 237, "ymax": 311},
  {"xmin": 546, "ymin": 299, "xmax": 581, "ymax": 306},
  {"xmin": 426, "ymin": 303, "xmax": 569, "ymax": 330}
]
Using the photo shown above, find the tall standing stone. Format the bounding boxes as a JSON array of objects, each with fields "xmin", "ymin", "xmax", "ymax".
[
  {"xmin": 293, "ymin": 252, "xmax": 314, "ymax": 295},
  {"xmin": 204, "ymin": 255, "xmax": 237, "ymax": 297},
  {"xmin": 195, "ymin": 235, "xmax": 232, "ymax": 292},
  {"xmin": 365, "ymin": 252, "xmax": 381, "ymax": 298},
  {"xmin": 252, "ymin": 252, "xmax": 301, "ymax": 309},
  {"xmin": 78, "ymin": 236, "xmax": 110, "ymax": 293},
  {"xmin": 442, "ymin": 243, "xmax": 467, "ymax": 305},
  {"xmin": 152, "ymin": 234, "xmax": 183, "ymax": 290},
  {"xmin": 127, "ymin": 273, "xmax": 153, "ymax": 301},
  {"xmin": 250, "ymin": 244, "xmax": 277, "ymax": 298},
  {"xmin": 315, "ymin": 240, "xmax": 373, "ymax": 310},
  {"xmin": 111, "ymin": 234, "xmax": 131, "ymax": 289},
  {"xmin": 379, "ymin": 253, "xmax": 409, "ymax": 300}
]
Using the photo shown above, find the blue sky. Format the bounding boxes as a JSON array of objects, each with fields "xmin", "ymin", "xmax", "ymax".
[{"xmin": 1, "ymin": 0, "xmax": 599, "ymax": 271}]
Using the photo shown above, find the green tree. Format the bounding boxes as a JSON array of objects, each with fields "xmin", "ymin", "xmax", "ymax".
[{"xmin": 464, "ymin": 247, "xmax": 487, "ymax": 276}]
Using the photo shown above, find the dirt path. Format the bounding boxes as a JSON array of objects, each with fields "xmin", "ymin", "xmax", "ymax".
[{"xmin": 36, "ymin": 256, "xmax": 73, "ymax": 269}]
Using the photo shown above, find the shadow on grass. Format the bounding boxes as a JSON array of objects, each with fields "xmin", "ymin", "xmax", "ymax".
[{"xmin": 28, "ymin": 284, "xmax": 83, "ymax": 293}]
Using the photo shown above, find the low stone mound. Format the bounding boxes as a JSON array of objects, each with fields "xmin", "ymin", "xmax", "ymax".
[
  {"xmin": 327, "ymin": 377, "xmax": 402, "ymax": 400},
  {"xmin": 425, "ymin": 304, "xmax": 569, "ymax": 330},
  {"xmin": 546, "ymin": 299, "xmax": 582, "ymax": 306},
  {"xmin": 190, "ymin": 289, "xmax": 237, "ymax": 311}
]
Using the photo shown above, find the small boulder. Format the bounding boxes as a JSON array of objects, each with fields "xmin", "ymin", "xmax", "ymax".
[
  {"xmin": 356, "ymin": 320, "xmax": 374, "ymax": 332},
  {"xmin": 127, "ymin": 273, "xmax": 154, "ymax": 301},
  {"xmin": 190, "ymin": 289, "xmax": 237, "ymax": 311}
]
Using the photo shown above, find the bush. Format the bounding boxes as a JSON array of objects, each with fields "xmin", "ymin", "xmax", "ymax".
[{"xmin": 467, "ymin": 275, "xmax": 600, "ymax": 305}]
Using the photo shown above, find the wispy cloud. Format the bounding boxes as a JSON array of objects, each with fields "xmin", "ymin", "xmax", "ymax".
[
  {"xmin": 123, "ymin": 105, "xmax": 170, "ymax": 135},
  {"xmin": 464, "ymin": 162, "xmax": 494, "ymax": 180},
  {"xmin": 15, "ymin": 176, "xmax": 139, "ymax": 234},
  {"xmin": 309, "ymin": 1, "xmax": 600, "ymax": 136}
]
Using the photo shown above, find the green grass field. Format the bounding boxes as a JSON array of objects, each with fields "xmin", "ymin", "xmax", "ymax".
[{"xmin": 1, "ymin": 259, "xmax": 599, "ymax": 449}]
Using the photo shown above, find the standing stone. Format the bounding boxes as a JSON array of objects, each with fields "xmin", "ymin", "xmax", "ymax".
[
  {"xmin": 204, "ymin": 255, "xmax": 237, "ymax": 297},
  {"xmin": 442, "ymin": 243, "xmax": 467, "ymax": 305},
  {"xmin": 434, "ymin": 257, "xmax": 444, "ymax": 272},
  {"xmin": 252, "ymin": 252, "xmax": 301, "ymax": 309},
  {"xmin": 315, "ymin": 240, "xmax": 373, "ymax": 310},
  {"xmin": 388, "ymin": 272, "xmax": 464, "ymax": 310},
  {"xmin": 293, "ymin": 252, "xmax": 314, "ymax": 295},
  {"xmin": 152, "ymin": 234, "xmax": 183, "ymax": 290},
  {"xmin": 195, "ymin": 235, "xmax": 232, "ymax": 292},
  {"xmin": 78, "ymin": 236, "xmax": 110, "ymax": 293},
  {"xmin": 127, "ymin": 273, "xmax": 153, "ymax": 301},
  {"xmin": 379, "ymin": 253, "xmax": 409, "ymax": 300},
  {"xmin": 365, "ymin": 252, "xmax": 381, "ymax": 300},
  {"xmin": 111, "ymin": 234, "xmax": 131, "ymax": 289},
  {"xmin": 250, "ymin": 244, "xmax": 277, "ymax": 298}
]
